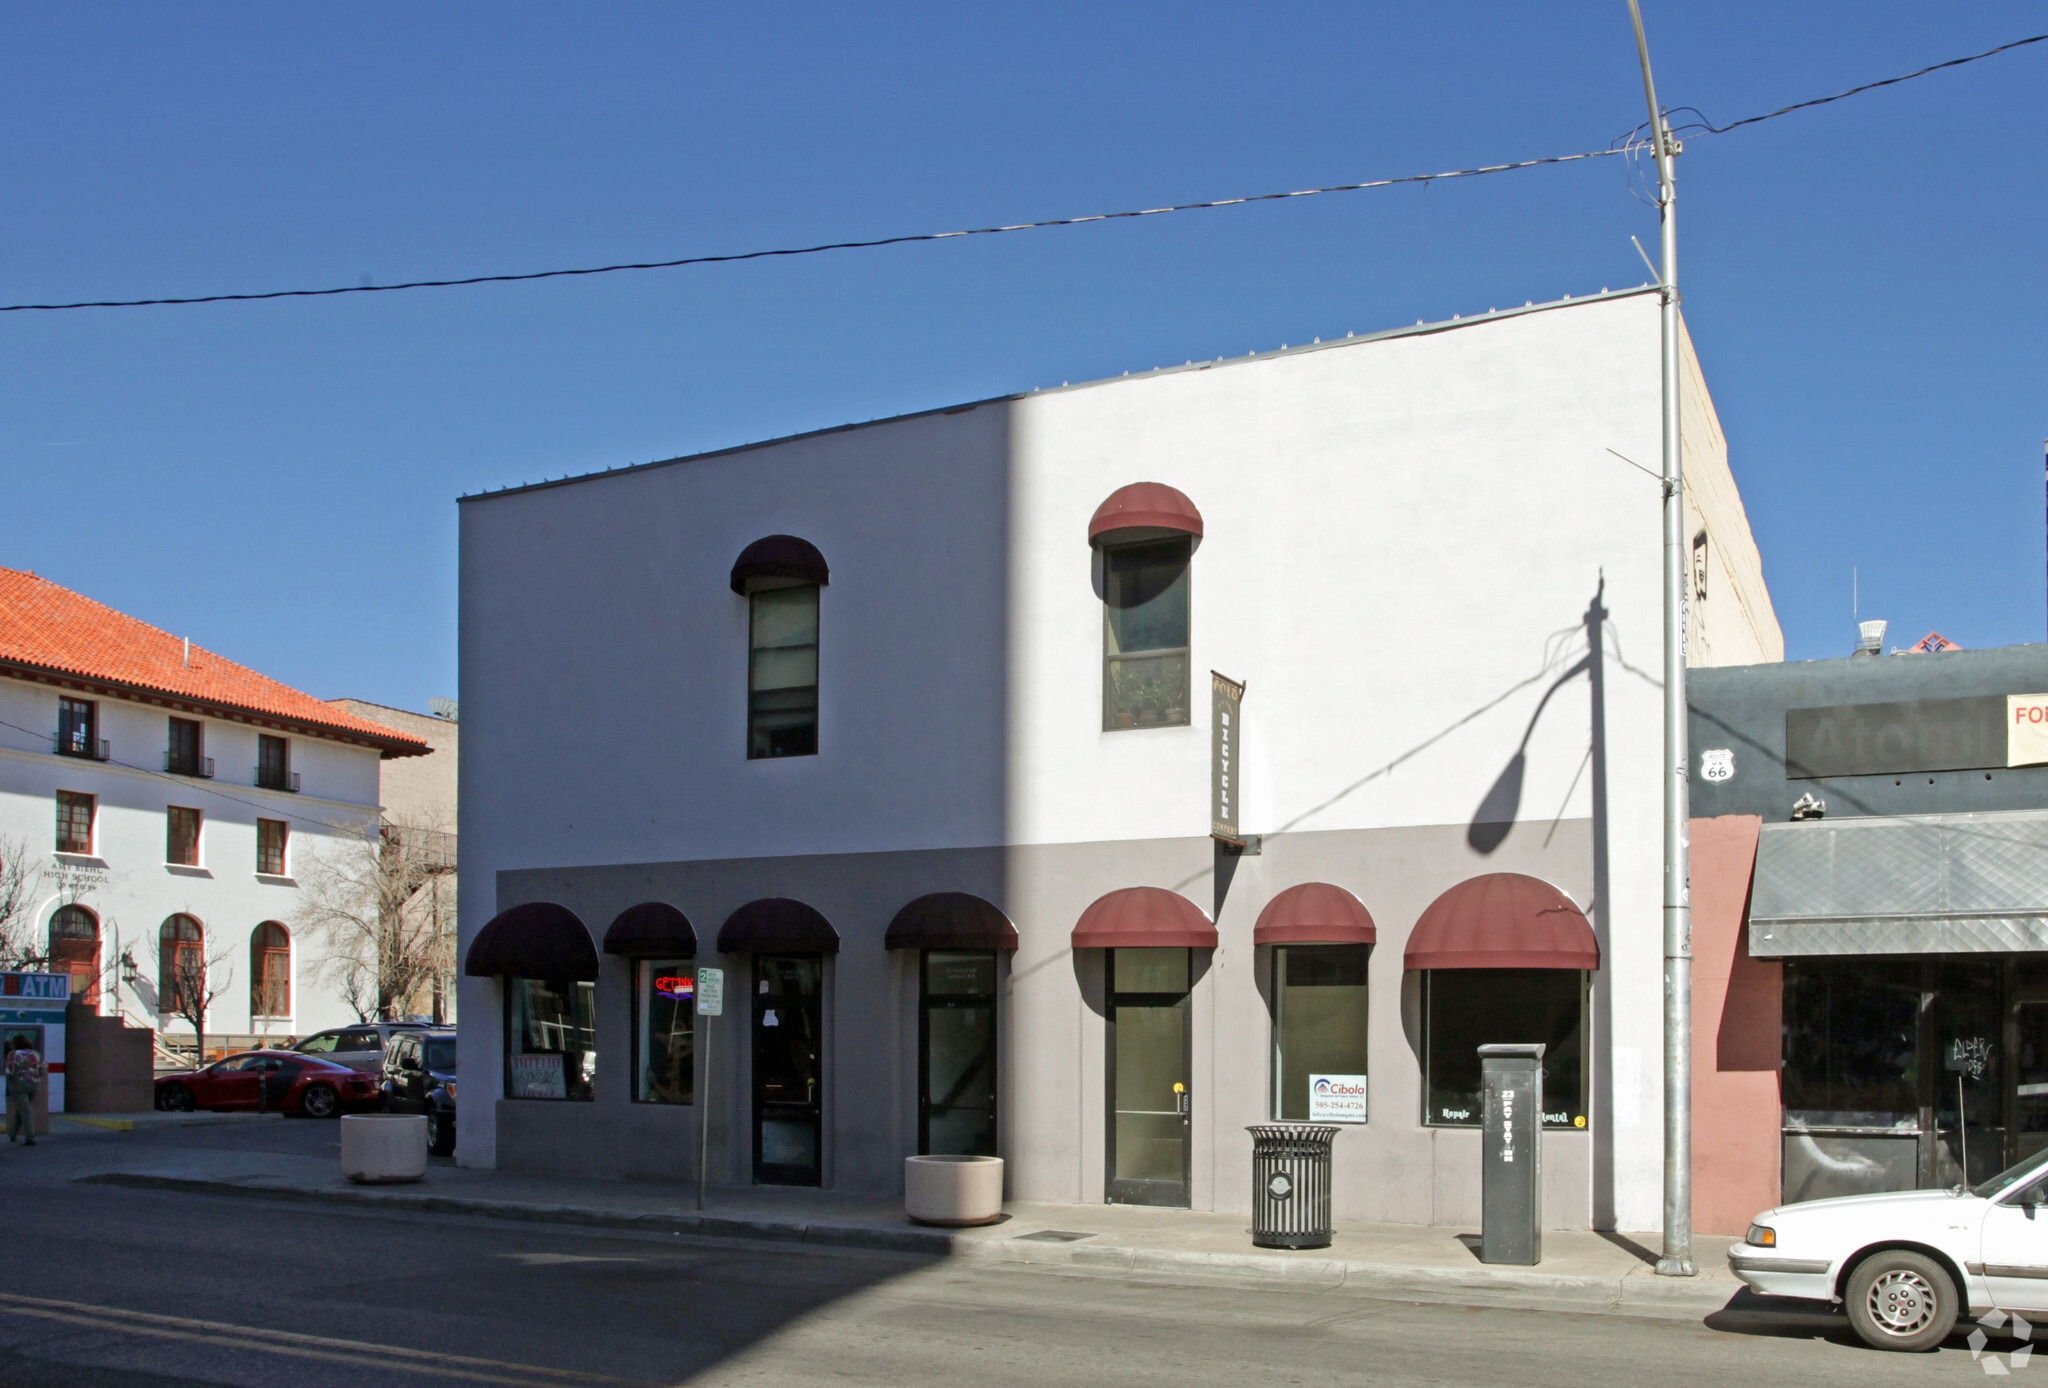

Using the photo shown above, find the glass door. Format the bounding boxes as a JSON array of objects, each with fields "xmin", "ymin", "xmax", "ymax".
[
  {"xmin": 1106, "ymin": 947, "xmax": 1191, "ymax": 1207},
  {"xmin": 920, "ymin": 951, "xmax": 997, "ymax": 1156},
  {"xmin": 1929, "ymin": 958, "xmax": 2006, "ymax": 1188},
  {"xmin": 2010, "ymin": 963, "xmax": 2048, "ymax": 1166},
  {"xmin": 753, "ymin": 955, "xmax": 823, "ymax": 1186}
]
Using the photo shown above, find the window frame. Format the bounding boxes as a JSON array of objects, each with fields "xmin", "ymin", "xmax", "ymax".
[
  {"xmin": 1420, "ymin": 968, "xmax": 1590, "ymax": 1131},
  {"xmin": 256, "ymin": 734, "xmax": 291, "ymax": 791},
  {"xmin": 55, "ymin": 790, "xmax": 95, "ymax": 855},
  {"xmin": 250, "ymin": 921, "xmax": 291, "ymax": 1018},
  {"xmin": 56, "ymin": 697, "xmax": 97, "ymax": 758},
  {"xmin": 746, "ymin": 580, "xmax": 820, "ymax": 760},
  {"xmin": 159, "ymin": 914, "xmax": 204, "ymax": 1014},
  {"xmin": 48, "ymin": 905, "xmax": 101, "ymax": 1007},
  {"xmin": 918, "ymin": 949, "xmax": 1000, "ymax": 1156},
  {"xmin": 504, "ymin": 976, "xmax": 597, "ymax": 1102},
  {"xmin": 631, "ymin": 959, "xmax": 695, "ymax": 1105},
  {"xmin": 1270, "ymin": 943, "xmax": 1372, "ymax": 1124},
  {"xmin": 255, "ymin": 818, "xmax": 289, "ymax": 876},
  {"xmin": 167, "ymin": 805, "xmax": 202, "ymax": 867},
  {"xmin": 1100, "ymin": 535, "xmax": 1193, "ymax": 732}
]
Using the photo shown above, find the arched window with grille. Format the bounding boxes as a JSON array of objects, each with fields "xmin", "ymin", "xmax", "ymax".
[
  {"xmin": 251, "ymin": 922, "xmax": 291, "ymax": 1018},
  {"xmin": 49, "ymin": 905, "xmax": 100, "ymax": 1006},
  {"xmin": 159, "ymin": 915, "xmax": 204, "ymax": 1014}
]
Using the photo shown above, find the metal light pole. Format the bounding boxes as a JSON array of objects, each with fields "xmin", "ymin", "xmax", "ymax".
[{"xmin": 1624, "ymin": 0, "xmax": 1695, "ymax": 1278}]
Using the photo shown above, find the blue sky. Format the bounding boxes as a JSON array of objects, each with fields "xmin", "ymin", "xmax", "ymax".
[{"xmin": 2, "ymin": 4, "xmax": 2042, "ymax": 708}]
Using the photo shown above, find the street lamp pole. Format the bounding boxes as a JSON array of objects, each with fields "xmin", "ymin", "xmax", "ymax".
[{"xmin": 1623, "ymin": 0, "xmax": 1696, "ymax": 1278}]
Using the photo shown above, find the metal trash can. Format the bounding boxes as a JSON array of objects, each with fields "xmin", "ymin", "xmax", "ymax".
[{"xmin": 1246, "ymin": 1124, "xmax": 1338, "ymax": 1249}]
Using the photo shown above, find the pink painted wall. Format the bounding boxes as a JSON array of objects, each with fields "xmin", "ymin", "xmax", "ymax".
[{"xmin": 1690, "ymin": 814, "xmax": 1781, "ymax": 1235}]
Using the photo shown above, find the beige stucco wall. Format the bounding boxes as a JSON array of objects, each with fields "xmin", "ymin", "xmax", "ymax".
[
  {"xmin": 327, "ymin": 699, "xmax": 458, "ymax": 827},
  {"xmin": 1680, "ymin": 319, "xmax": 1784, "ymax": 668}
]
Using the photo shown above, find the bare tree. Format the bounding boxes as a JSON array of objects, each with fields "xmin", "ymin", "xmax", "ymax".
[
  {"xmin": 150, "ymin": 923, "xmax": 235, "ymax": 1061},
  {"xmin": 0, "ymin": 835, "xmax": 45, "ymax": 971},
  {"xmin": 296, "ymin": 813, "xmax": 458, "ymax": 1023}
]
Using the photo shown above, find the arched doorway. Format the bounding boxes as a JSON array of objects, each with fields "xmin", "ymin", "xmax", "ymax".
[
  {"xmin": 250, "ymin": 922, "xmax": 290, "ymax": 1019},
  {"xmin": 49, "ymin": 905, "xmax": 100, "ymax": 1006},
  {"xmin": 159, "ymin": 915, "xmax": 204, "ymax": 1014}
]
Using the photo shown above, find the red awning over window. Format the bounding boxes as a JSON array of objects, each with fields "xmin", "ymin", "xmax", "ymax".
[
  {"xmin": 1088, "ymin": 483, "xmax": 1204, "ymax": 545},
  {"xmin": 1253, "ymin": 883, "xmax": 1377, "ymax": 947},
  {"xmin": 1403, "ymin": 873, "xmax": 1599, "ymax": 971},
  {"xmin": 1071, "ymin": 887, "xmax": 1216, "ymax": 949}
]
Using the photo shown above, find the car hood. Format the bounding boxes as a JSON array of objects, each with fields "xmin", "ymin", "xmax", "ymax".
[{"xmin": 1766, "ymin": 1188, "xmax": 1980, "ymax": 1222}]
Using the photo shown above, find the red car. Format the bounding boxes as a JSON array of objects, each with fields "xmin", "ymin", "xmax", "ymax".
[{"xmin": 154, "ymin": 1050, "xmax": 378, "ymax": 1118}]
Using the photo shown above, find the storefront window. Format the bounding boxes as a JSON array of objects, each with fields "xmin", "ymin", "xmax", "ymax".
[
  {"xmin": 1781, "ymin": 957, "xmax": 1919, "ymax": 1130},
  {"xmin": 634, "ymin": 960, "xmax": 694, "ymax": 1104},
  {"xmin": 506, "ymin": 977, "xmax": 595, "ymax": 1101},
  {"xmin": 1423, "ymin": 969, "xmax": 1585, "ymax": 1128},
  {"xmin": 921, "ymin": 950, "xmax": 997, "ymax": 1155},
  {"xmin": 1272, "ymin": 945, "xmax": 1369, "ymax": 1122}
]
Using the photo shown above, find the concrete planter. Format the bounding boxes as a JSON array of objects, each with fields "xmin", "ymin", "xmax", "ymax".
[
  {"xmin": 904, "ymin": 1154, "xmax": 1004, "ymax": 1226},
  {"xmin": 340, "ymin": 1113, "xmax": 428, "ymax": 1184}
]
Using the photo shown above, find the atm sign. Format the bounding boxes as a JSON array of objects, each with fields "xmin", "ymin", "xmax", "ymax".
[{"xmin": 655, "ymin": 975, "xmax": 694, "ymax": 1002}]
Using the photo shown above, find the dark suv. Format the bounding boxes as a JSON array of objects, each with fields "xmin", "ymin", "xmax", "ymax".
[{"xmin": 379, "ymin": 1030, "xmax": 457, "ymax": 1156}]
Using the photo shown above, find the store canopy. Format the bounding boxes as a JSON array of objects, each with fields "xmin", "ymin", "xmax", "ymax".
[
  {"xmin": 885, "ymin": 892, "xmax": 1018, "ymax": 950},
  {"xmin": 464, "ymin": 902, "xmax": 599, "ymax": 980},
  {"xmin": 1403, "ymin": 873, "xmax": 1598, "ymax": 971},
  {"xmin": 1253, "ymin": 882, "xmax": 1377, "ymax": 947},
  {"xmin": 716, "ymin": 897, "xmax": 840, "ymax": 954},
  {"xmin": 1750, "ymin": 810, "xmax": 2048, "ymax": 956},
  {"xmin": 1071, "ymin": 886, "xmax": 1217, "ymax": 949},
  {"xmin": 729, "ymin": 535, "xmax": 830, "ymax": 595},
  {"xmin": 603, "ymin": 902, "xmax": 697, "ymax": 957},
  {"xmin": 1087, "ymin": 482, "xmax": 1204, "ymax": 546}
]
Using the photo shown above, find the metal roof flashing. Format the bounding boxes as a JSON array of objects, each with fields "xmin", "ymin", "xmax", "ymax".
[{"xmin": 458, "ymin": 285, "xmax": 1658, "ymax": 504}]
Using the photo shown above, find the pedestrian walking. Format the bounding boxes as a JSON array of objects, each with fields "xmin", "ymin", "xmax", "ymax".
[{"xmin": 6, "ymin": 1037, "xmax": 44, "ymax": 1145}]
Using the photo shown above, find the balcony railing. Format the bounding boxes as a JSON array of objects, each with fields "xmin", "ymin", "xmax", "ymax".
[
  {"xmin": 54, "ymin": 736, "xmax": 110, "ymax": 761},
  {"xmin": 164, "ymin": 751, "xmax": 215, "ymax": 779},
  {"xmin": 255, "ymin": 767, "xmax": 301, "ymax": 793}
]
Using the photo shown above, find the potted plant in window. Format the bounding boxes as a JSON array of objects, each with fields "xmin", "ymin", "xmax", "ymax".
[{"xmin": 904, "ymin": 1153, "xmax": 1005, "ymax": 1226}]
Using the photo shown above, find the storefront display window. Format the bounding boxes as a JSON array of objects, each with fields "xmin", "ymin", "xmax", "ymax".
[
  {"xmin": 634, "ymin": 960, "xmax": 694, "ymax": 1104},
  {"xmin": 920, "ymin": 950, "xmax": 997, "ymax": 1155},
  {"xmin": 1423, "ymin": 969, "xmax": 1585, "ymax": 1128},
  {"xmin": 1781, "ymin": 957, "xmax": 1919, "ymax": 1130},
  {"xmin": 507, "ymin": 977, "xmax": 595, "ymax": 1101},
  {"xmin": 1271, "ymin": 945, "xmax": 1369, "ymax": 1122}
]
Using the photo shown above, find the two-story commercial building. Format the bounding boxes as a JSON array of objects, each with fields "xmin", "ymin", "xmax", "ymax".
[
  {"xmin": 0, "ymin": 568, "xmax": 430, "ymax": 1065},
  {"xmin": 457, "ymin": 286, "xmax": 1783, "ymax": 1233}
]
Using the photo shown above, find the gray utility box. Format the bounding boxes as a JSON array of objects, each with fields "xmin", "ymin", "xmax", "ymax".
[{"xmin": 1479, "ymin": 1043, "xmax": 1544, "ymax": 1266}]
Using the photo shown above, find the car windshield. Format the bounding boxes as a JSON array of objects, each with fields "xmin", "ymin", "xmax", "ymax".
[
  {"xmin": 1974, "ymin": 1147, "xmax": 2048, "ymax": 1199},
  {"xmin": 425, "ymin": 1039, "xmax": 456, "ymax": 1071}
]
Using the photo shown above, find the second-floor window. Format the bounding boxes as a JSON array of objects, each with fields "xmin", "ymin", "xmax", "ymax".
[
  {"xmin": 256, "ymin": 735, "xmax": 294, "ymax": 791},
  {"xmin": 56, "ymin": 791, "xmax": 94, "ymax": 854},
  {"xmin": 167, "ymin": 718, "xmax": 207, "ymax": 777},
  {"xmin": 748, "ymin": 584, "xmax": 819, "ymax": 759},
  {"xmin": 57, "ymin": 697, "xmax": 101, "ymax": 758},
  {"xmin": 1103, "ymin": 537, "xmax": 1191, "ymax": 730},
  {"xmin": 256, "ymin": 818, "xmax": 288, "ymax": 875},
  {"xmin": 167, "ymin": 807, "xmax": 202, "ymax": 866}
]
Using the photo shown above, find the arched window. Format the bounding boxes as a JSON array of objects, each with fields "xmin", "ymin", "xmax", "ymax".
[
  {"xmin": 1090, "ymin": 484, "xmax": 1202, "ymax": 731},
  {"xmin": 49, "ymin": 905, "xmax": 100, "ymax": 1006},
  {"xmin": 159, "ymin": 915, "xmax": 204, "ymax": 1014},
  {"xmin": 251, "ymin": 922, "xmax": 290, "ymax": 1018},
  {"xmin": 731, "ymin": 536, "xmax": 829, "ymax": 761}
]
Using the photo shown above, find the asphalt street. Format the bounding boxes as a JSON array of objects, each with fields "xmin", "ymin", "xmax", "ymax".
[{"xmin": 0, "ymin": 1120, "xmax": 2006, "ymax": 1386}]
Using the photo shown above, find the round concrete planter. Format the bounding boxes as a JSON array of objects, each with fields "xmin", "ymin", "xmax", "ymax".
[
  {"xmin": 340, "ymin": 1113, "xmax": 429, "ymax": 1184},
  {"xmin": 904, "ymin": 1154, "xmax": 1004, "ymax": 1226}
]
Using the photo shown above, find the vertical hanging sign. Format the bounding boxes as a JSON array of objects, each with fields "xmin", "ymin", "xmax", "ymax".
[{"xmin": 1211, "ymin": 672, "xmax": 1245, "ymax": 844}]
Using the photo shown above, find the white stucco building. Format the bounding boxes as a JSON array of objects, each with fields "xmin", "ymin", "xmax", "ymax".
[
  {"xmin": 458, "ymin": 287, "xmax": 1782, "ymax": 1232},
  {"xmin": 0, "ymin": 569, "xmax": 430, "ymax": 1075}
]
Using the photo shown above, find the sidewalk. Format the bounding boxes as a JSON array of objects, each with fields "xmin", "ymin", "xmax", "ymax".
[{"xmin": 61, "ymin": 1125, "xmax": 1742, "ymax": 1318}]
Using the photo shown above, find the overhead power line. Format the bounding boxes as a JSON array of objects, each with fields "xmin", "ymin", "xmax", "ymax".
[{"xmin": 4, "ymin": 30, "xmax": 2042, "ymax": 316}]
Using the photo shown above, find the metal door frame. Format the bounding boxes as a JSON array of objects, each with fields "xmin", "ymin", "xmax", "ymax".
[
  {"xmin": 917, "ymin": 948, "xmax": 998, "ymax": 1157},
  {"xmin": 752, "ymin": 953, "xmax": 824, "ymax": 1186},
  {"xmin": 1104, "ymin": 947, "xmax": 1192, "ymax": 1208}
]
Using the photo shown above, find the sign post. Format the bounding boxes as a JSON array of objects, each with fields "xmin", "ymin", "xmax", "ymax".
[
  {"xmin": 695, "ymin": 966, "xmax": 725, "ymax": 1211},
  {"xmin": 1211, "ymin": 672, "xmax": 1246, "ymax": 845}
]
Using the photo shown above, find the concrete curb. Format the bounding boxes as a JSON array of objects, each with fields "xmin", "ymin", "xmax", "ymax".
[
  {"xmin": 60, "ymin": 1113, "xmax": 285, "ymax": 1133},
  {"xmin": 79, "ymin": 1172, "xmax": 1738, "ymax": 1317}
]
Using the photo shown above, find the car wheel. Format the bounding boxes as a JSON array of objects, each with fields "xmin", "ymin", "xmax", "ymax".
[
  {"xmin": 1845, "ymin": 1250, "xmax": 1959, "ymax": 1352},
  {"xmin": 300, "ymin": 1083, "xmax": 340, "ymax": 1119},
  {"xmin": 427, "ymin": 1110, "xmax": 455, "ymax": 1157},
  {"xmin": 156, "ymin": 1084, "xmax": 195, "ymax": 1113}
]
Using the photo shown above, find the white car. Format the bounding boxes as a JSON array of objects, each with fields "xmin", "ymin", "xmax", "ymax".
[{"xmin": 1731, "ymin": 1148, "xmax": 2048, "ymax": 1352}]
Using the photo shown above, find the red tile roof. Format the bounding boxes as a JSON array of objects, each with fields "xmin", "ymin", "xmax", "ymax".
[{"xmin": 0, "ymin": 568, "xmax": 430, "ymax": 758}]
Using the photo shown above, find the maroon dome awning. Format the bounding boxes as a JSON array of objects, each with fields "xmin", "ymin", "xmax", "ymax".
[
  {"xmin": 885, "ymin": 893, "xmax": 1018, "ymax": 950},
  {"xmin": 1087, "ymin": 483, "xmax": 1204, "ymax": 546},
  {"xmin": 716, "ymin": 898, "xmax": 840, "ymax": 953},
  {"xmin": 464, "ymin": 903, "xmax": 599, "ymax": 980},
  {"xmin": 730, "ymin": 535, "xmax": 830, "ymax": 595},
  {"xmin": 603, "ymin": 902, "xmax": 697, "ymax": 957},
  {"xmin": 1071, "ymin": 887, "xmax": 1216, "ymax": 949},
  {"xmin": 1253, "ymin": 883, "xmax": 1377, "ymax": 947},
  {"xmin": 1403, "ymin": 874, "xmax": 1599, "ymax": 971}
]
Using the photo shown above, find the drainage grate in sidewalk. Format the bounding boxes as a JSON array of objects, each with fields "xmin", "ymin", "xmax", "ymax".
[{"xmin": 1012, "ymin": 1229, "xmax": 1097, "ymax": 1243}]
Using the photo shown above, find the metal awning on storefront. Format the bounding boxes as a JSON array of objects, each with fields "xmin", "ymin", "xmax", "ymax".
[
  {"xmin": 884, "ymin": 893, "xmax": 1018, "ymax": 950},
  {"xmin": 716, "ymin": 898, "xmax": 840, "ymax": 954},
  {"xmin": 464, "ymin": 902, "xmax": 600, "ymax": 980},
  {"xmin": 1071, "ymin": 886, "xmax": 1216, "ymax": 949},
  {"xmin": 603, "ymin": 902, "xmax": 697, "ymax": 957},
  {"xmin": 1402, "ymin": 873, "xmax": 1599, "ymax": 970},
  {"xmin": 1253, "ymin": 882, "xmax": 1377, "ymax": 946},
  {"xmin": 1749, "ymin": 809, "xmax": 2048, "ymax": 957}
]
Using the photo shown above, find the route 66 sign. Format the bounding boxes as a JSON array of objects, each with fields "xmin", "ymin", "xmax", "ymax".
[{"xmin": 1700, "ymin": 749, "xmax": 1735, "ymax": 783}]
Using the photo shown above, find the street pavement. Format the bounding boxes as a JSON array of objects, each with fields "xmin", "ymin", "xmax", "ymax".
[{"xmin": 0, "ymin": 1119, "xmax": 2005, "ymax": 1385}]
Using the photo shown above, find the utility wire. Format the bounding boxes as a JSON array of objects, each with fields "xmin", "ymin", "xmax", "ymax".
[{"xmin": 5, "ymin": 30, "xmax": 2043, "ymax": 316}]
